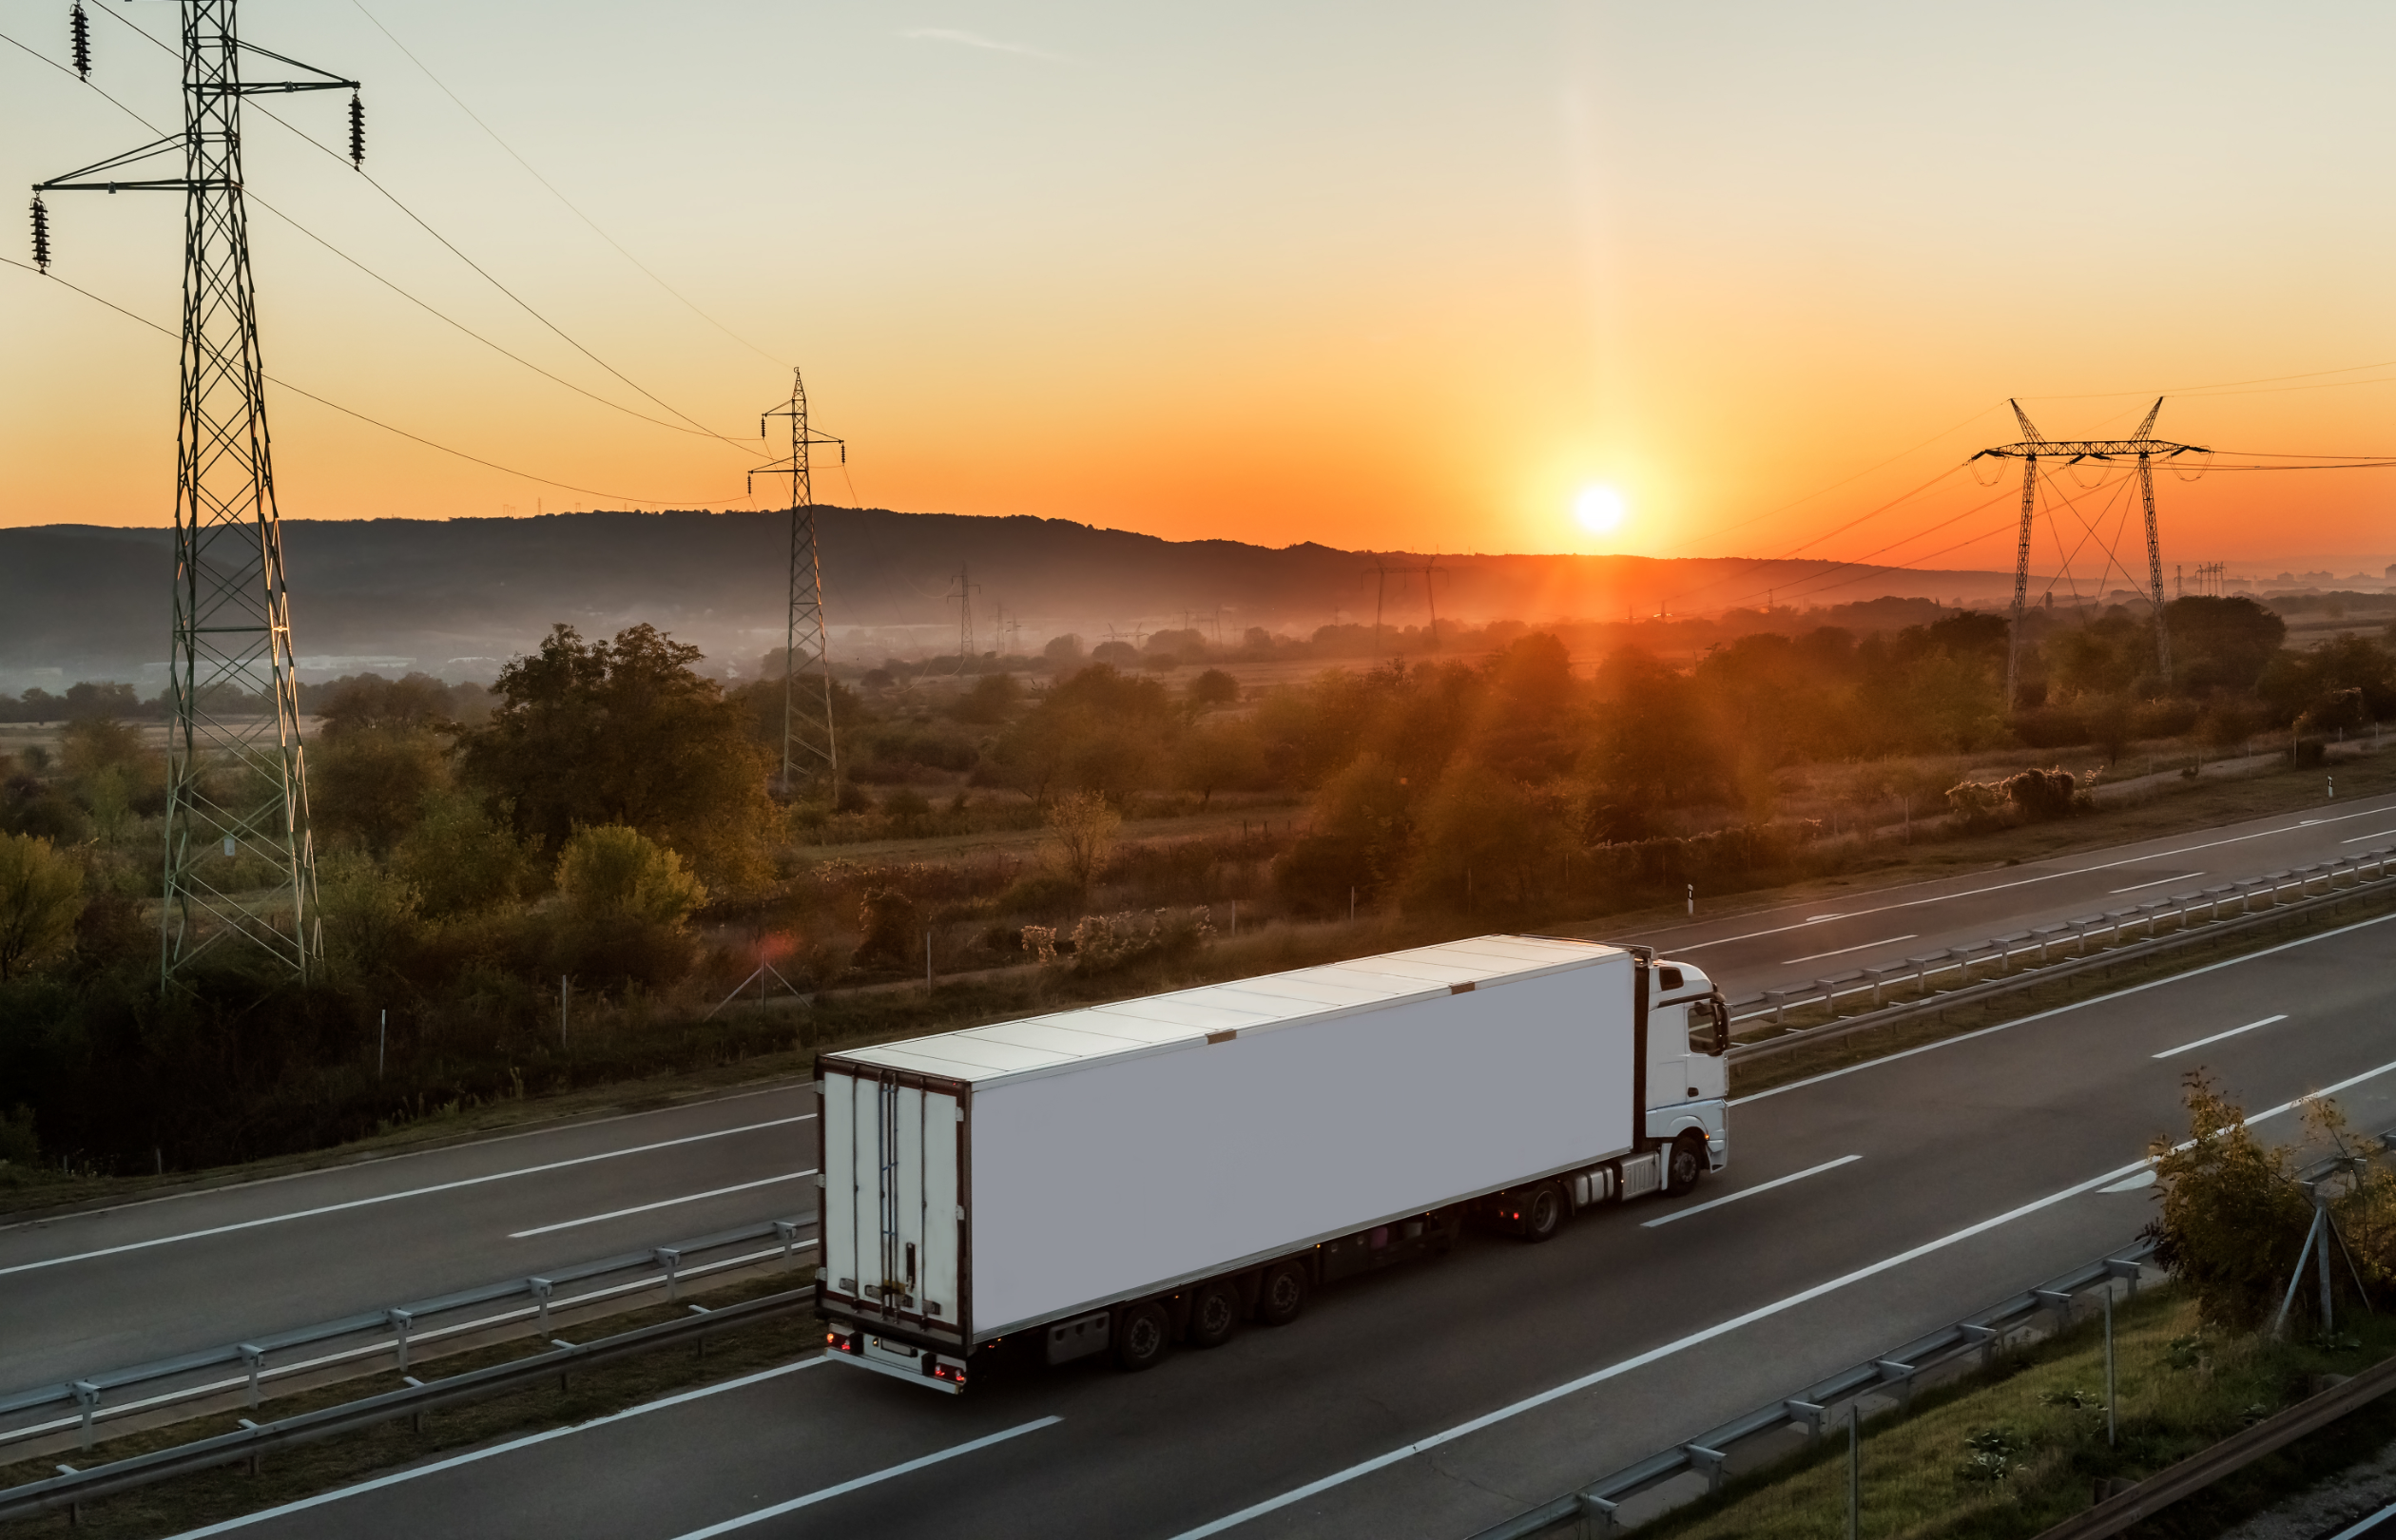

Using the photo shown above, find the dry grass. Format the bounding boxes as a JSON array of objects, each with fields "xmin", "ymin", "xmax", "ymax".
[{"xmin": 1648, "ymin": 1288, "xmax": 2396, "ymax": 1540}]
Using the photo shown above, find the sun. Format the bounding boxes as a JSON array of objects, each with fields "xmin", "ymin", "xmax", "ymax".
[{"xmin": 1575, "ymin": 485, "xmax": 1627, "ymax": 536}]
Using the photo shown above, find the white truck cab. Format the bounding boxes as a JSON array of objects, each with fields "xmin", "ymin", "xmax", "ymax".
[{"xmin": 1646, "ymin": 958, "xmax": 1729, "ymax": 1179}]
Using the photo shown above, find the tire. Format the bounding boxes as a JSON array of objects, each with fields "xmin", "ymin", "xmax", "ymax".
[
  {"xmin": 1668, "ymin": 1135, "xmax": 1707, "ymax": 1194},
  {"xmin": 1522, "ymin": 1183, "xmax": 1565, "ymax": 1243},
  {"xmin": 1257, "ymin": 1260, "xmax": 1308, "ymax": 1327},
  {"xmin": 1115, "ymin": 1301, "xmax": 1171, "ymax": 1372},
  {"xmin": 1188, "ymin": 1280, "xmax": 1242, "ymax": 1349}
]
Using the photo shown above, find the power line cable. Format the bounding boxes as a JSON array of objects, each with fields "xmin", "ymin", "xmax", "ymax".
[
  {"xmin": 346, "ymin": 0, "xmax": 788, "ymax": 369},
  {"xmin": 4, "ymin": 255, "xmax": 739, "ymax": 505},
  {"xmin": 87, "ymin": 2, "xmax": 759, "ymax": 456}
]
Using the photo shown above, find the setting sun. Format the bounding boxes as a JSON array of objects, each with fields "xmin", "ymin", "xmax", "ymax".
[{"xmin": 1575, "ymin": 485, "xmax": 1627, "ymax": 536}]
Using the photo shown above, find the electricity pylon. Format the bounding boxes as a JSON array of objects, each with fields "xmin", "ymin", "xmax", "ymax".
[
  {"xmin": 944, "ymin": 566, "xmax": 981, "ymax": 674},
  {"xmin": 750, "ymin": 370, "xmax": 844, "ymax": 794},
  {"xmin": 1971, "ymin": 398, "xmax": 2207, "ymax": 707},
  {"xmin": 34, "ymin": 1, "xmax": 363, "ymax": 986}
]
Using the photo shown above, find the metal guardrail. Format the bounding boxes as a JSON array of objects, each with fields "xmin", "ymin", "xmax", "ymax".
[
  {"xmin": 0, "ymin": 1209, "xmax": 819, "ymax": 1454},
  {"xmin": 0, "ymin": 1286, "xmax": 818, "ymax": 1524},
  {"xmin": 1723, "ymin": 847, "xmax": 2396, "ymax": 1065},
  {"xmin": 1466, "ymin": 1239, "xmax": 2159, "ymax": 1539}
]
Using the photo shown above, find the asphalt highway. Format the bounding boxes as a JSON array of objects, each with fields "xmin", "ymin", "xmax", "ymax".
[
  {"xmin": 0, "ymin": 1085, "xmax": 816, "ymax": 1394},
  {"xmin": 1618, "ymin": 790, "xmax": 2396, "ymax": 998},
  {"xmin": 174, "ymin": 900, "xmax": 2396, "ymax": 1539},
  {"xmin": 5, "ymin": 793, "xmax": 2386, "ymax": 1400}
]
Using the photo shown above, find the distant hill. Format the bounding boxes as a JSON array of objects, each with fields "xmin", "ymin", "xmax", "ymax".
[{"xmin": 0, "ymin": 509, "xmax": 2017, "ymax": 687}]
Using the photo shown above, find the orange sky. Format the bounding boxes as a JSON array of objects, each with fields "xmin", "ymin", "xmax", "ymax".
[{"xmin": 6, "ymin": 2, "xmax": 2396, "ymax": 586}]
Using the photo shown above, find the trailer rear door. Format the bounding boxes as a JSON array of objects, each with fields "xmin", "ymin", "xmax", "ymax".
[{"xmin": 821, "ymin": 1068, "xmax": 965, "ymax": 1335}]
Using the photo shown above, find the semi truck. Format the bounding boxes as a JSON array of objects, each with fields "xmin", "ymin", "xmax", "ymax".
[{"xmin": 816, "ymin": 934, "xmax": 1729, "ymax": 1393}]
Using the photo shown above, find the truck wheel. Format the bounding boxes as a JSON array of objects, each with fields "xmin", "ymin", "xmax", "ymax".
[
  {"xmin": 1188, "ymin": 1280, "xmax": 1241, "ymax": 1348},
  {"xmin": 1523, "ymin": 1183, "xmax": 1564, "ymax": 1243},
  {"xmin": 1115, "ymin": 1302, "xmax": 1171, "ymax": 1372},
  {"xmin": 1668, "ymin": 1135, "xmax": 1707, "ymax": 1193},
  {"xmin": 1258, "ymin": 1260, "xmax": 1308, "ymax": 1326}
]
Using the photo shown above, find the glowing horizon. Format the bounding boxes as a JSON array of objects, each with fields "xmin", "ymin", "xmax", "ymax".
[{"xmin": 6, "ymin": 4, "xmax": 2395, "ymax": 576}]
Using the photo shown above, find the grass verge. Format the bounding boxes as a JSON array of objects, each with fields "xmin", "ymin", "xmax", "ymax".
[
  {"xmin": 1644, "ymin": 1285, "xmax": 2396, "ymax": 1540},
  {"xmin": 0, "ymin": 1273, "xmax": 821, "ymax": 1538}
]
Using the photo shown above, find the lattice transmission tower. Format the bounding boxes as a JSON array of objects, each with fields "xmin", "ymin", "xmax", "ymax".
[
  {"xmin": 945, "ymin": 566, "xmax": 981, "ymax": 674},
  {"xmin": 750, "ymin": 369, "xmax": 845, "ymax": 795},
  {"xmin": 33, "ymin": 1, "xmax": 364, "ymax": 986},
  {"xmin": 1971, "ymin": 398, "xmax": 2209, "ymax": 708}
]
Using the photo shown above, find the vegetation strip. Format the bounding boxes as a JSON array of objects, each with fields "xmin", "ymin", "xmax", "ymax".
[{"xmin": 2030, "ymin": 1349, "xmax": 2396, "ymax": 1540}]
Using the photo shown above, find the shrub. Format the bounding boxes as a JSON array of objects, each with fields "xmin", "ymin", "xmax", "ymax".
[
  {"xmin": 854, "ymin": 888, "xmax": 921, "ymax": 972},
  {"xmin": 1062, "ymin": 907, "xmax": 1213, "ymax": 974},
  {"xmin": 2003, "ymin": 767, "xmax": 2077, "ymax": 819},
  {"xmin": 549, "ymin": 824, "xmax": 707, "ymax": 988},
  {"xmin": 2144, "ymin": 1071, "xmax": 2311, "ymax": 1333},
  {"xmin": 317, "ymin": 851, "xmax": 428, "ymax": 987},
  {"xmin": 0, "ymin": 833, "xmax": 85, "ymax": 982}
]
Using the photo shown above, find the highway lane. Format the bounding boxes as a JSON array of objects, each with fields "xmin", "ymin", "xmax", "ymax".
[
  {"xmin": 0, "ymin": 1083, "xmax": 816, "ymax": 1394},
  {"xmin": 1613, "ymin": 790, "xmax": 2396, "ymax": 998},
  {"xmin": 186, "ymin": 908, "xmax": 2396, "ymax": 1540},
  {"xmin": 14, "ymin": 799, "xmax": 2375, "ymax": 1397}
]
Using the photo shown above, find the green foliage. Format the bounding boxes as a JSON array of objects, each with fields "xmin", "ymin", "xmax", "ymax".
[
  {"xmin": 318, "ymin": 850, "xmax": 428, "ymax": 987},
  {"xmin": 1062, "ymin": 906, "xmax": 1213, "ymax": 974},
  {"xmin": 1403, "ymin": 759, "xmax": 1562, "ymax": 911},
  {"xmin": 313, "ymin": 727, "xmax": 449, "ymax": 854},
  {"xmin": 1187, "ymin": 668, "xmax": 1242, "ymax": 708},
  {"xmin": 455, "ymin": 624, "xmax": 773, "ymax": 892},
  {"xmin": 1176, "ymin": 721, "xmax": 1266, "ymax": 808},
  {"xmin": 393, "ymin": 791, "xmax": 539, "ymax": 919},
  {"xmin": 0, "ymin": 833, "xmax": 85, "ymax": 981},
  {"xmin": 550, "ymin": 824, "xmax": 708, "ymax": 988},
  {"xmin": 1276, "ymin": 752, "xmax": 1412, "ymax": 913},
  {"xmin": 2146, "ymin": 1071, "xmax": 2311, "ymax": 1332},
  {"xmin": 1042, "ymin": 790, "xmax": 1121, "ymax": 893}
]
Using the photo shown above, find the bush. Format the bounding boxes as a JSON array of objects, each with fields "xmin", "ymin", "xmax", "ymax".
[
  {"xmin": 854, "ymin": 888, "xmax": 921, "ymax": 972},
  {"xmin": 1061, "ymin": 907, "xmax": 1212, "ymax": 974},
  {"xmin": 2144, "ymin": 1071, "xmax": 2312, "ymax": 1333},
  {"xmin": 549, "ymin": 825, "xmax": 707, "ymax": 988},
  {"xmin": 0, "ymin": 833, "xmax": 85, "ymax": 982},
  {"xmin": 2004, "ymin": 767, "xmax": 2077, "ymax": 819}
]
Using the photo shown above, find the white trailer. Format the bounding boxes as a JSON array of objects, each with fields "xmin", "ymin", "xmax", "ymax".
[{"xmin": 817, "ymin": 934, "xmax": 1728, "ymax": 1392}]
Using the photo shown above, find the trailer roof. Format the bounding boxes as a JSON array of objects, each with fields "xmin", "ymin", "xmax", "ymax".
[{"xmin": 826, "ymin": 934, "xmax": 1625, "ymax": 1088}]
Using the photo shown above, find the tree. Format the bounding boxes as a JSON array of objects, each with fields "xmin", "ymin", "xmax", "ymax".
[
  {"xmin": 313, "ymin": 727, "xmax": 447, "ymax": 854},
  {"xmin": 454, "ymin": 624, "xmax": 774, "ymax": 891},
  {"xmin": 393, "ymin": 790, "xmax": 539, "ymax": 918},
  {"xmin": 1277, "ymin": 752, "xmax": 1412, "ymax": 912},
  {"xmin": 550, "ymin": 823, "xmax": 708, "ymax": 986},
  {"xmin": 1187, "ymin": 669, "xmax": 1241, "ymax": 709},
  {"xmin": 1403, "ymin": 760, "xmax": 1558, "ymax": 910},
  {"xmin": 0, "ymin": 834, "xmax": 84, "ymax": 981},
  {"xmin": 951, "ymin": 672, "xmax": 1022, "ymax": 725},
  {"xmin": 1043, "ymin": 791, "xmax": 1121, "ymax": 894},
  {"xmin": 1042, "ymin": 634, "xmax": 1085, "ymax": 668},
  {"xmin": 1176, "ymin": 722, "xmax": 1264, "ymax": 808},
  {"xmin": 318, "ymin": 851, "xmax": 427, "ymax": 987},
  {"xmin": 2146, "ymin": 1071, "xmax": 2311, "ymax": 1332},
  {"xmin": 2167, "ymin": 595, "xmax": 2285, "ymax": 696}
]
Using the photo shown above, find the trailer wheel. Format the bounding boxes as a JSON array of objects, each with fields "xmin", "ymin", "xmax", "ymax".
[
  {"xmin": 1189, "ymin": 1280, "xmax": 1242, "ymax": 1348},
  {"xmin": 1116, "ymin": 1302, "xmax": 1172, "ymax": 1372},
  {"xmin": 1523, "ymin": 1182, "xmax": 1564, "ymax": 1243},
  {"xmin": 1258, "ymin": 1260, "xmax": 1308, "ymax": 1326},
  {"xmin": 1668, "ymin": 1134, "xmax": 1707, "ymax": 1193}
]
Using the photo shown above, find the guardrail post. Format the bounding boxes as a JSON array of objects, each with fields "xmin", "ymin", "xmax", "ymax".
[
  {"xmin": 240, "ymin": 1344, "xmax": 264, "ymax": 1411},
  {"xmin": 388, "ymin": 1309, "xmax": 414, "ymax": 1375},
  {"xmin": 1786, "ymin": 1398, "xmax": 1827, "ymax": 1442},
  {"xmin": 1684, "ymin": 1442, "xmax": 1729, "ymax": 1493},
  {"xmin": 1960, "ymin": 1322, "xmax": 1998, "ymax": 1367},
  {"xmin": 531, "ymin": 1278, "xmax": 553, "ymax": 1335},
  {"xmin": 2033, "ymin": 1287, "xmax": 2074, "ymax": 1328},
  {"xmin": 2105, "ymin": 1257, "xmax": 2144, "ymax": 1300},
  {"xmin": 774, "ymin": 1221, "xmax": 801, "ymax": 1268},
  {"xmin": 656, "ymin": 1247, "xmax": 683, "ymax": 1303},
  {"xmin": 1573, "ymin": 1492, "xmax": 1618, "ymax": 1537},
  {"xmin": 70, "ymin": 1381, "xmax": 98, "ymax": 1452},
  {"xmin": 1768, "ymin": 991, "xmax": 1788, "ymax": 1027},
  {"xmin": 1874, "ymin": 1358, "xmax": 1917, "ymax": 1407}
]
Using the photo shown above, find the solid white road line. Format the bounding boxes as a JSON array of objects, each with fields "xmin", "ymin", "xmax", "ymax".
[
  {"xmin": 1779, "ymin": 936, "xmax": 1915, "ymax": 966},
  {"xmin": 667, "ymin": 1416, "xmax": 1065, "ymax": 1539},
  {"xmin": 2109, "ymin": 872, "xmax": 2201, "ymax": 895},
  {"xmin": 0, "ymin": 1080, "xmax": 812, "ymax": 1240},
  {"xmin": 159, "ymin": 1358, "xmax": 830, "ymax": 1538},
  {"xmin": 1733, "ymin": 910, "xmax": 2396, "ymax": 1107},
  {"xmin": 509, "ymin": 1171, "xmax": 817, "ymax": 1238},
  {"xmin": 0, "ymin": 1116, "xmax": 818, "ymax": 1279},
  {"xmin": 2344, "ymin": 829, "xmax": 2396, "ymax": 844},
  {"xmin": 1670, "ymin": 799, "xmax": 2396, "ymax": 953},
  {"xmin": 2100, "ymin": 1169, "xmax": 2158, "ymax": 1193},
  {"xmin": 1641, "ymin": 1156, "xmax": 1860, "ymax": 1228},
  {"xmin": 1169, "ymin": 1053, "xmax": 2396, "ymax": 1540},
  {"xmin": 2154, "ymin": 1014, "xmax": 2290, "ymax": 1060}
]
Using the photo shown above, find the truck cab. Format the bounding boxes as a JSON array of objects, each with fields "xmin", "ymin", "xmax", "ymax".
[{"xmin": 1646, "ymin": 958, "xmax": 1728, "ymax": 1177}]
